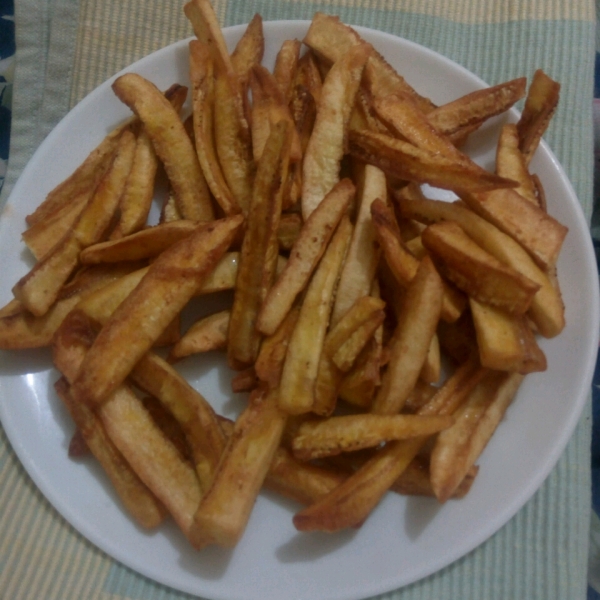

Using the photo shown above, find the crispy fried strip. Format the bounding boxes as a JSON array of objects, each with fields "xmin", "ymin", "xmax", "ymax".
[
  {"xmin": 257, "ymin": 178, "xmax": 355, "ymax": 336},
  {"xmin": 292, "ymin": 413, "xmax": 453, "ymax": 461},
  {"xmin": 430, "ymin": 370, "xmax": 524, "ymax": 502},
  {"xmin": 54, "ymin": 377, "xmax": 166, "ymax": 529},
  {"xmin": 71, "ymin": 216, "xmax": 243, "ymax": 407},
  {"xmin": 228, "ymin": 120, "xmax": 292, "ymax": 369},
  {"xmin": 112, "ymin": 73, "xmax": 214, "ymax": 222},
  {"xmin": 301, "ymin": 44, "xmax": 369, "ymax": 219},
  {"xmin": 278, "ymin": 217, "xmax": 352, "ymax": 415},
  {"xmin": 13, "ymin": 130, "xmax": 137, "ymax": 316},
  {"xmin": 189, "ymin": 387, "xmax": 287, "ymax": 549},
  {"xmin": 516, "ymin": 69, "xmax": 560, "ymax": 165},
  {"xmin": 189, "ymin": 40, "xmax": 239, "ymax": 216},
  {"xmin": 168, "ymin": 309, "xmax": 230, "ymax": 361},
  {"xmin": 427, "ymin": 77, "xmax": 527, "ymax": 137},
  {"xmin": 398, "ymin": 197, "xmax": 565, "ymax": 338},
  {"xmin": 230, "ymin": 13, "xmax": 264, "ymax": 82},
  {"xmin": 80, "ymin": 221, "xmax": 198, "ymax": 264},
  {"xmin": 349, "ymin": 129, "xmax": 517, "ymax": 195},
  {"xmin": 371, "ymin": 256, "xmax": 443, "ymax": 415}
]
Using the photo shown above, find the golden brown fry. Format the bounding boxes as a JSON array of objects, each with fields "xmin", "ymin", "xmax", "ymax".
[
  {"xmin": 430, "ymin": 370, "xmax": 523, "ymax": 502},
  {"xmin": 130, "ymin": 351, "xmax": 227, "ymax": 492},
  {"xmin": 189, "ymin": 40, "xmax": 239, "ymax": 216},
  {"xmin": 112, "ymin": 74, "xmax": 214, "ymax": 222},
  {"xmin": 214, "ymin": 63, "xmax": 255, "ymax": 215},
  {"xmin": 257, "ymin": 178, "xmax": 355, "ymax": 336},
  {"xmin": 517, "ymin": 69, "xmax": 560, "ymax": 165},
  {"xmin": 13, "ymin": 130, "xmax": 137, "ymax": 316},
  {"xmin": 303, "ymin": 13, "xmax": 435, "ymax": 114},
  {"xmin": 371, "ymin": 256, "xmax": 443, "ymax": 415},
  {"xmin": 100, "ymin": 383, "xmax": 203, "ymax": 537},
  {"xmin": 461, "ymin": 188, "xmax": 568, "ymax": 270},
  {"xmin": 265, "ymin": 446, "xmax": 346, "ymax": 505},
  {"xmin": 22, "ymin": 192, "xmax": 89, "ymax": 260},
  {"xmin": 279, "ymin": 217, "xmax": 352, "ymax": 415},
  {"xmin": 422, "ymin": 220, "xmax": 540, "ymax": 315},
  {"xmin": 80, "ymin": 221, "xmax": 198, "ymax": 264},
  {"xmin": 398, "ymin": 197, "xmax": 565, "ymax": 338},
  {"xmin": 277, "ymin": 212, "xmax": 302, "ymax": 251},
  {"xmin": 230, "ymin": 13, "xmax": 264, "ymax": 82},
  {"xmin": 273, "ymin": 39, "xmax": 302, "ymax": 102},
  {"xmin": 168, "ymin": 309, "xmax": 230, "ymax": 361},
  {"xmin": 25, "ymin": 122, "xmax": 127, "ymax": 226},
  {"xmin": 469, "ymin": 298, "xmax": 547, "ymax": 373},
  {"xmin": 71, "ymin": 215, "xmax": 243, "ymax": 407},
  {"xmin": 54, "ymin": 377, "xmax": 166, "ymax": 529},
  {"xmin": 228, "ymin": 120, "xmax": 292, "ymax": 369},
  {"xmin": 292, "ymin": 413, "xmax": 453, "ymax": 461},
  {"xmin": 495, "ymin": 123, "xmax": 538, "ymax": 206},
  {"xmin": 427, "ymin": 77, "xmax": 527, "ymax": 138},
  {"xmin": 349, "ymin": 129, "xmax": 517, "ymax": 195},
  {"xmin": 249, "ymin": 65, "xmax": 302, "ymax": 163},
  {"xmin": 0, "ymin": 262, "xmax": 141, "ymax": 349},
  {"xmin": 331, "ymin": 164, "xmax": 384, "ymax": 325},
  {"xmin": 190, "ymin": 386, "xmax": 287, "ymax": 549},
  {"xmin": 184, "ymin": 0, "xmax": 234, "ymax": 74},
  {"xmin": 254, "ymin": 306, "xmax": 300, "ymax": 388},
  {"xmin": 371, "ymin": 197, "xmax": 465, "ymax": 322},
  {"xmin": 301, "ymin": 44, "xmax": 369, "ymax": 219}
]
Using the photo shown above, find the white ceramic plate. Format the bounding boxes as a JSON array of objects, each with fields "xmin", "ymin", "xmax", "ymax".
[{"xmin": 0, "ymin": 21, "xmax": 597, "ymax": 600}]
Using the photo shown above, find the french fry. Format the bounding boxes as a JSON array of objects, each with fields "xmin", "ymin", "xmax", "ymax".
[
  {"xmin": 70, "ymin": 215, "xmax": 243, "ymax": 408},
  {"xmin": 427, "ymin": 77, "xmax": 527, "ymax": 138},
  {"xmin": 301, "ymin": 44, "xmax": 369, "ymax": 218},
  {"xmin": 257, "ymin": 178, "xmax": 355, "ymax": 336},
  {"xmin": 516, "ymin": 69, "xmax": 560, "ymax": 165},
  {"xmin": 349, "ymin": 129, "xmax": 518, "ymax": 195},
  {"xmin": 421, "ymin": 220, "xmax": 540, "ymax": 315},
  {"xmin": 398, "ymin": 197, "xmax": 565, "ymax": 338},
  {"xmin": 254, "ymin": 306, "xmax": 300, "ymax": 388},
  {"xmin": 13, "ymin": 129, "xmax": 137, "ymax": 316},
  {"xmin": 273, "ymin": 39, "xmax": 302, "ymax": 102},
  {"xmin": 277, "ymin": 212, "xmax": 302, "ymax": 251},
  {"xmin": 189, "ymin": 40, "xmax": 239, "ymax": 216},
  {"xmin": 430, "ymin": 370, "xmax": 524, "ymax": 502},
  {"xmin": 54, "ymin": 377, "xmax": 167, "ymax": 529},
  {"xmin": 168, "ymin": 309, "xmax": 230, "ymax": 361},
  {"xmin": 231, "ymin": 367, "xmax": 258, "ymax": 393},
  {"xmin": 371, "ymin": 256, "xmax": 443, "ymax": 415},
  {"xmin": 25, "ymin": 121, "xmax": 128, "ymax": 226},
  {"xmin": 495, "ymin": 123, "xmax": 538, "ymax": 206},
  {"xmin": 291, "ymin": 413, "xmax": 453, "ymax": 461},
  {"xmin": 303, "ymin": 12, "xmax": 435, "ymax": 114},
  {"xmin": 228, "ymin": 120, "xmax": 292, "ymax": 369},
  {"xmin": 230, "ymin": 13, "xmax": 264, "ymax": 82},
  {"xmin": 112, "ymin": 73, "xmax": 214, "ymax": 222},
  {"xmin": 249, "ymin": 65, "xmax": 301, "ymax": 162},
  {"xmin": 213, "ymin": 62, "xmax": 255, "ymax": 215},
  {"xmin": 190, "ymin": 386, "xmax": 287, "ymax": 549},
  {"xmin": 110, "ymin": 83, "xmax": 189, "ymax": 239},
  {"xmin": 184, "ymin": 0, "xmax": 234, "ymax": 74},
  {"xmin": 0, "ymin": 262, "xmax": 142, "ymax": 349},
  {"xmin": 371, "ymin": 197, "xmax": 465, "ymax": 322},
  {"xmin": 331, "ymin": 164, "xmax": 384, "ymax": 325},
  {"xmin": 80, "ymin": 221, "xmax": 198, "ymax": 264},
  {"xmin": 53, "ymin": 311, "xmax": 202, "ymax": 537},
  {"xmin": 129, "ymin": 351, "xmax": 227, "ymax": 492},
  {"xmin": 22, "ymin": 192, "xmax": 89, "ymax": 260},
  {"xmin": 461, "ymin": 188, "xmax": 568, "ymax": 270},
  {"xmin": 469, "ymin": 298, "xmax": 547, "ymax": 373},
  {"xmin": 278, "ymin": 217, "xmax": 352, "ymax": 414}
]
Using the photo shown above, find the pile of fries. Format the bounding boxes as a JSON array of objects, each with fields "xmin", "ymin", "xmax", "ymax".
[{"xmin": 0, "ymin": 0, "xmax": 567, "ymax": 549}]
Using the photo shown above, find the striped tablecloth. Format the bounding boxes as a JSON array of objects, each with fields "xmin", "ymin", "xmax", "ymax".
[{"xmin": 0, "ymin": 1, "xmax": 595, "ymax": 599}]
